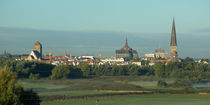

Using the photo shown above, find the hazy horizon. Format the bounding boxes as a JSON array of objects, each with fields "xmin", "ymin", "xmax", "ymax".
[
  {"xmin": 1, "ymin": 0, "xmax": 210, "ymax": 58},
  {"xmin": 0, "ymin": 27, "xmax": 209, "ymax": 59}
]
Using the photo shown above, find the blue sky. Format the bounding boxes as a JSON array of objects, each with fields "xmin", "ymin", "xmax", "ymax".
[{"xmin": 0, "ymin": 0, "xmax": 210, "ymax": 58}]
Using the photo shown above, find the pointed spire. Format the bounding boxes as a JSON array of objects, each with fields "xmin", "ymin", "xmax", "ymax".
[
  {"xmin": 125, "ymin": 37, "xmax": 128, "ymax": 48},
  {"xmin": 121, "ymin": 36, "xmax": 131, "ymax": 50},
  {"xmin": 170, "ymin": 18, "xmax": 177, "ymax": 46}
]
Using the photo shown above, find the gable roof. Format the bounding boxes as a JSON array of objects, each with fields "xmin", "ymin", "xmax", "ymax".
[{"xmin": 28, "ymin": 50, "xmax": 41, "ymax": 60}]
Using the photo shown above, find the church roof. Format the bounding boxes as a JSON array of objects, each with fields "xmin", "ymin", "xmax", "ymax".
[
  {"xmin": 116, "ymin": 49, "xmax": 138, "ymax": 54},
  {"xmin": 28, "ymin": 50, "xmax": 41, "ymax": 60},
  {"xmin": 121, "ymin": 38, "xmax": 132, "ymax": 50}
]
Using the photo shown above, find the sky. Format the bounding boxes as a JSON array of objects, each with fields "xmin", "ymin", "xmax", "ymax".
[{"xmin": 0, "ymin": 0, "xmax": 210, "ymax": 58}]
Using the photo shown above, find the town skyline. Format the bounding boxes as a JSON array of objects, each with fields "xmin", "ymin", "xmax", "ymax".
[{"xmin": 0, "ymin": 24, "xmax": 210, "ymax": 59}]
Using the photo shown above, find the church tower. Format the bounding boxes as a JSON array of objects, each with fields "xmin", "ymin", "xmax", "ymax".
[
  {"xmin": 34, "ymin": 41, "xmax": 42, "ymax": 58},
  {"xmin": 170, "ymin": 18, "xmax": 179, "ymax": 62}
]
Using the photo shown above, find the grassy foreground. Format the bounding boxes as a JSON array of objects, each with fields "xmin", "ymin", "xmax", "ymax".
[
  {"xmin": 41, "ymin": 94, "xmax": 210, "ymax": 105},
  {"xmin": 20, "ymin": 76, "xmax": 210, "ymax": 105}
]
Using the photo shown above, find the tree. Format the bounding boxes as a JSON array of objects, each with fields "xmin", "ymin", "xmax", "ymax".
[
  {"xmin": 78, "ymin": 63, "xmax": 91, "ymax": 77},
  {"xmin": 183, "ymin": 57, "xmax": 194, "ymax": 62},
  {"xmin": 50, "ymin": 65, "xmax": 70, "ymax": 79},
  {"xmin": 154, "ymin": 62, "xmax": 166, "ymax": 78},
  {"xmin": 103, "ymin": 63, "xmax": 112, "ymax": 76},
  {"xmin": 128, "ymin": 64, "xmax": 139, "ymax": 76},
  {"xmin": 0, "ymin": 66, "xmax": 21, "ymax": 105},
  {"xmin": 111, "ymin": 65, "xmax": 119, "ymax": 76},
  {"xmin": 19, "ymin": 89, "xmax": 41, "ymax": 105},
  {"xmin": 118, "ymin": 65, "xmax": 128, "ymax": 76},
  {"xmin": 0, "ymin": 66, "xmax": 40, "ymax": 105},
  {"xmin": 29, "ymin": 73, "xmax": 40, "ymax": 80}
]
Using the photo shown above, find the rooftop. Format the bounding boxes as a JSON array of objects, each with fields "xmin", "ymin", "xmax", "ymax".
[{"xmin": 34, "ymin": 41, "xmax": 41, "ymax": 45}]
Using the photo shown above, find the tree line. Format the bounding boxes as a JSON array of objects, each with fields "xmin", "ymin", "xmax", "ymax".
[
  {"xmin": 1, "ymin": 57, "xmax": 210, "ymax": 81},
  {"xmin": 155, "ymin": 58, "xmax": 210, "ymax": 82}
]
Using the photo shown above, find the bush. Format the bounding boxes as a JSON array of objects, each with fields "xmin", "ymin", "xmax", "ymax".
[
  {"xmin": 171, "ymin": 80, "xmax": 192, "ymax": 87},
  {"xmin": 184, "ymin": 87, "xmax": 195, "ymax": 93},
  {"xmin": 29, "ymin": 73, "xmax": 40, "ymax": 80},
  {"xmin": 20, "ymin": 89, "xmax": 41, "ymax": 105},
  {"xmin": 157, "ymin": 80, "xmax": 168, "ymax": 87}
]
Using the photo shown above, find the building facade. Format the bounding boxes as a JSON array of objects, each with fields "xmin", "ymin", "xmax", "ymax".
[
  {"xmin": 115, "ymin": 38, "xmax": 138, "ymax": 60},
  {"xmin": 155, "ymin": 49, "xmax": 168, "ymax": 59}
]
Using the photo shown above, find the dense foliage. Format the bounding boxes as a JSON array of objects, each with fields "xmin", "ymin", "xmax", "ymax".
[
  {"xmin": 154, "ymin": 59, "xmax": 210, "ymax": 82},
  {"xmin": 0, "ymin": 57, "xmax": 210, "ymax": 81},
  {"xmin": 0, "ymin": 58, "xmax": 54, "ymax": 78},
  {"xmin": 157, "ymin": 80, "xmax": 168, "ymax": 87},
  {"xmin": 0, "ymin": 66, "xmax": 40, "ymax": 105}
]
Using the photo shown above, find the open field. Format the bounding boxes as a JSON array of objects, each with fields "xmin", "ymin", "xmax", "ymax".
[
  {"xmin": 41, "ymin": 94, "xmax": 210, "ymax": 105},
  {"xmin": 20, "ymin": 76, "xmax": 148, "ymax": 96},
  {"xmin": 20, "ymin": 76, "xmax": 159, "ymax": 90},
  {"xmin": 20, "ymin": 76, "xmax": 210, "ymax": 105},
  {"xmin": 20, "ymin": 76, "xmax": 147, "ymax": 97},
  {"xmin": 19, "ymin": 76, "xmax": 198, "ymax": 96}
]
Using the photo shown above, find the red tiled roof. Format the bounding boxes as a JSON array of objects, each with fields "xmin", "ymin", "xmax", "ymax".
[
  {"xmin": 21, "ymin": 56, "xmax": 28, "ymax": 59},
  {"xmin": 42, "ymin": 56, "xmax": 50, "ymax": 59},
  {"xmin": 54, "ymin": 56, "xmax": 65, "ymax": 58}
]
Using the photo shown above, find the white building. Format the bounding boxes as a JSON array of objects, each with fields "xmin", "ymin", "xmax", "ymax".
[
  {"xmin": 144, "ymin": 53, "xmax": 155, "ymax": 58},
  {"xmin": 101, "ymin": 58, "xmax": 124, "ymax": 63}
]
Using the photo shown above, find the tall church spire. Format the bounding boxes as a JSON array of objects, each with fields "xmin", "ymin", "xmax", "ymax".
[
  {"xmin": 170, "ymin": 18, "xmax": 177, "ymax": 46},
  {"xmin": 170, "ymin": 18, "xmax": 179, "ymax": 62},
  {"xmin": 121, "ymin": 37, "xmax": 131, "ymax": 50},
  {"xmin": 125, "ymin": 37, "xmax": 128, "ymax": 48}
]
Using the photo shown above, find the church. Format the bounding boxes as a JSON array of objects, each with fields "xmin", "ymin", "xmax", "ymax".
[
  {"xmin": 115, "ymin": 38, "xmax": 138, "ymax": 60},
  {"xmin": 27, "ymin": 41, "xmax": 42, "ymax": 61}
]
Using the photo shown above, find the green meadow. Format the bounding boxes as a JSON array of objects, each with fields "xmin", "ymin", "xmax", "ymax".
[
  {"xmin": 20, "ymin": 76, "xmax": 210, "ymax": 105},
  {"xmin": 41, "ymin": 94, "xmax": 210, "ymax": 105}
]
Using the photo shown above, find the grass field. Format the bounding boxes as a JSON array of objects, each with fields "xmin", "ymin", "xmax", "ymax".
[
  {"xmin": 20, "ymin": 77, "xmax": 146, "ymax": 96},
  {"xmin": 19, "ymin": 76, "xmax": 188, "ymax": 96},
  {"xmin": 41, "ymin": 94, "xmax": 210, "ymax": 105},
  {"xmin": 19, "ymin": 76, "xmax": 210, "ymax": 105},
  {"xmin": 20, "ymin": 77, "xmax": 146, "ymax": 97},
  {"xmin": 21, "ymin": 76, "xmax": 159, "ymax": 90}
]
